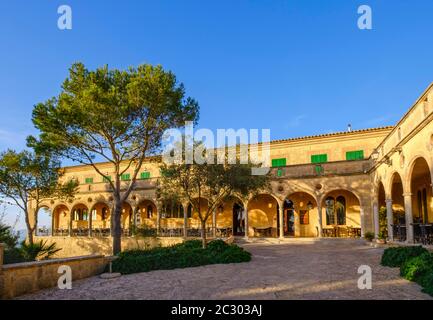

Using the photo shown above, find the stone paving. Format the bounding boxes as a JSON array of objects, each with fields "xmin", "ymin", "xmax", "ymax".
[{"xmin": 18, "ymin": 239, "xmax": 432, "ymax": 300}]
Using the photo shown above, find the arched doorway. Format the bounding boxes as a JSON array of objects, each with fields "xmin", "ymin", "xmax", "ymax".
[
  {"xmin": 71, "ymin": 203, "xmax": 89, "ymax": 236},
  {"xmin": 89, "ymin": 202, "xmax": 110, "ymax": 237},
  {"xmin": 160, "ymin": 199, "xmax": 185, "ymax": 236},
  {"xmin": 136, "ymin": 200, "xmax": 157, "ymax": 229},
  {"xmin": 232, "ymin": 202, "xmax": 245, "ymax": 236},
  {"xmin": 283, "ymin": 192, "xmax": 317, "ymax": 237},
  {"xmin": 52, "ymin": 204, "xmax": 69, "ymax": 236},
  {"xmin": 390, "ymin": 172, "xmax": 406, "ymax": 241},
  {"xmin": 121, "ymin": 202, "xmax": 133, "ymax": 236},
  {"xmin": 321, "ymin": 190, "xmax": 361, "ymax": 237},
  {"xmin": 36, "ymin": 206, "xmax": 52, "ymax": 236},
  {"xmin": 247, "ymin": 194, "xmax": 278, "ymax": 238},
  {"xmin": 409, "ymin": 157, "xmax": 432, "ymax": 244}
]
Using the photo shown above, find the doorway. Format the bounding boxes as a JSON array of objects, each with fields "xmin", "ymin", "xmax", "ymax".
[
  {"xmin": 233, "ymin": 202, "xmax": 245, "ymax": 236},
  {"xmin": 284, "ymin": 199, "xmax": 295, "ymax": 236}
]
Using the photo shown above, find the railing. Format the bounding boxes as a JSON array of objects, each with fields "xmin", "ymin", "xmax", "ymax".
[
  {"xmin": 392, "ymin": 224, "xmax": 407, "ymax": 242},
  {"xmin": 270, "ymin": 159, "xmax": 372, "ymax": 179}
]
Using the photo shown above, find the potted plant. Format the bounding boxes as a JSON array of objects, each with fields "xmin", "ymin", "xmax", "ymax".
[
  {"xmin": 377, "ymin": 230, "xmax": 387, "ymax": 244},
  {"xmin": 364, "ymin": 231, "xmax": 375, "ymax": 243}
]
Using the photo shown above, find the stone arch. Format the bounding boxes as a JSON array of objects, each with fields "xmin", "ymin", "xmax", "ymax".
[
  {"xmin": 247, "ymin": 193, "xmax": 279, "ymax": 237},
  {"xmin": 283, "ymin": 191, "xmax": 318, "ymax": 237},
  {"xmin": 406, "ymin": 156, "xmax": 433, "ymax": 224},
  {"xmin": 136, "ymin": 199, "xmax": 158, "ymax": 228},
  {"xmin": 320, "ymin": 189, "xmax": 362, "ymax": 232},
  {"xmin": 51, "ymin": 203, "xmax": 70, "ymax": 235},
  {"xmin": 405, "ymin": 155, "xmax": 433, "ymax": 194}
]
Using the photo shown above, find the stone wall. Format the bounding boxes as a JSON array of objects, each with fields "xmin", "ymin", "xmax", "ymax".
[
  {"xmin": 0, "ymin": 245, "xmax": 109, "ymax": 299},
  {"xmin": 34, "ymin": 236, "xmax": 184, "ymax": 258}
]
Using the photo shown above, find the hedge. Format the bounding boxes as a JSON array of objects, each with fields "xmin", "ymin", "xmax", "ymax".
[{"xmin": 111, "ymin": 239, "xmax": 251, "ymax": 274}]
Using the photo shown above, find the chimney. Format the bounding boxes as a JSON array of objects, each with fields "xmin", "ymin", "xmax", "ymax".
[{"xmin": 347, "ymin": 124, "xmax": 352, "ymax": 132}]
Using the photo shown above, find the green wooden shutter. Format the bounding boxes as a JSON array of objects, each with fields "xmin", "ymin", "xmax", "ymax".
[
  {"xmin": 271, "ymin": 158, "xmax": 286, "ymax": 167},
  {"xmin": 85, "ymin": 177, "xmax": 93, "ymax": 184},
  {"xmin": 103, "ymin": 175, "xmax": 111, "ymax": 183},
  {"xmin": 121, "ymin": 173, "xmax": 131, "ymax": 181},
  {"xmin": 140, "ymin": 171, "xmax": 150, "ymax": 179},
  {"xmin": 346, "ymin": 150, "xmax": 364, "ymax": 161},
  {"xmin": 311, "ymin": 154, "xmax": 328, "ymax": 163}
]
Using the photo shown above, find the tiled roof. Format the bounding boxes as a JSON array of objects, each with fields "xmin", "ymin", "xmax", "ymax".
[{"xmin": 268, "ymin": 126, "xmax": 394, "ymax": 145}]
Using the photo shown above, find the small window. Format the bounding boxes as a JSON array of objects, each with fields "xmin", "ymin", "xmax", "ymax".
[
  {"xmin": 121, "ymin": 173, "xmax": 131, "ymax": 181},
  {"xmin": 300, "ymin": 210, "xmax": 309, "ymax": 225},
  {"xmin": 140, "ymin": 171, "xmax": 151, "ymax": 179},
  {"xmin": 311, "ymin": 154, "xmax": 328, "ymax": 164},
  {"xmin": 103, "ymin": 176, "xmax": 111, "ymax": 183},
  {"xmin": 346, "ymin": 150, "xmax": 364, "ymax": 161},
  {"xmin": 271, "ymin": 158, "xmax": 286, "ymax": 167},
  {"xmin": 85, "ymin": 177, "xmax": 93, "ymax": 184}
]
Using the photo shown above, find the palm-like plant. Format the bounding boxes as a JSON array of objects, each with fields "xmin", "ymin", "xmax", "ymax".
[{"xmin": 20, "ymin": 240, "xmax": 61, "ymax": 261}]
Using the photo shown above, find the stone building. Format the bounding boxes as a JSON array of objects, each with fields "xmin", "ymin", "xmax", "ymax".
[{"xmin": 31, "ymin": 82, "xmax": 433, "ymax": 253}]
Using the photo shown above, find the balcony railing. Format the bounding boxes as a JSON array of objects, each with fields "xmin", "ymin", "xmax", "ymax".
[{"xmin": 270, "ymin": 159, "xmax": 372, "ymax": 179}]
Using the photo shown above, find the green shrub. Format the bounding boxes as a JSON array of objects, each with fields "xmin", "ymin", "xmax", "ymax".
[
  {"xmin": 112, "ymin": 239, "xmax": 251, "ymax": 274},
  {"xmin": 400, "ymin": 252, "xmax": 433, "ymax": 281},
  {"xmin": 381, "ymin": 246, "xmax": 428, "ymax": 267},
  {"xmin": 364, "ymin": 231, "xmax": 375, "ymax": 242},
  {"xmin": 4, "ymin": 248, "xmax": 27, "ymax": 264},
  {"xmin": 418, "ymin": 272, "xmax": 433, "ymax": 296}
]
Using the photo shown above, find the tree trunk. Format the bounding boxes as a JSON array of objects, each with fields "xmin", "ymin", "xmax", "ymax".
[
  {"xmin": 201, "ymin": 220, "xmax": 207, "ymax": 249},
  {"xmin": 24, "ymin": 209, "xmax": 34, "ymax": 245},
  {"xmin": 112, "ymin": 200, "xmax": 123, "ymax": 255}
]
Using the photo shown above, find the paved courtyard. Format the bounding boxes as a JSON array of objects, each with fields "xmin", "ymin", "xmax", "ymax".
[{"xmin": 19, "ymin": 239, "xmax": 431, "ymax": 300}]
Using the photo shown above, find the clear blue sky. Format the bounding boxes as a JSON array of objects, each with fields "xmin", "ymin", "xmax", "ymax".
[{"xmin": 1, "ymin": 0, "xmax": 433, "ymax": 229}]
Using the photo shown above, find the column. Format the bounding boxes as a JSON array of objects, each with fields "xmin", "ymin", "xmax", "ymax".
[
  {"xmin": 212, "ymin": 209, "xmax": 217, "ymax": 238},
  {"xmin": 317, "ymin": 203, "xmax": 323, "ymax": 237},
  {"xmin": 88, "ymin": 207, "xmax": 93, "ymax": 237},
  {"xmin": 404, "ymin": 193, "xmax": 414, "ymax": 243},
  {"xmin": 244, "ymin": 203, "xmax": 249, "ymax": 239},
  {"xmin": 386, "ymin": 199, "xmax": 393, "ymax": 241},
  {"xmin": 156, "ymin": 202, "xmax": 161, "ymax": 236},
  {"xmin": 51, "ymin": 209, "xmax": 55, "ymax": 237},
  {"xmin": 373, "ymin": 202, "xmax": 379, "ymax": 239},
  {"xmin": 278, "ymin": 204, "xmax": 284, "ymax": 239},
  {"xmin": 360, "ymin": 207, "xmax": 365, "ymax": 238},
  {"xmin": 183, "ymin": 203, "xmax": 188, "ymax": 238},
  {"xmin": 68, "ymin": 209, "xmax": 73, "ymax": 236}
]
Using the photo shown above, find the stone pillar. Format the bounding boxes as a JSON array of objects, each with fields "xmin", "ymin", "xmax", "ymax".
[
  {"xmin": 156, "ymin": 203, "xmax": 162, "ymax": 236},
  {"xmin": 69, "ymin": 209, "xmax": 73, "ymax": 237},
  {"xmin": 386, "ymin": 199, "xmax": 393, "ymax": 241},
  {"xmin": 88, "ymin": 207, "xmax": 93, "ymax": 237},
  {"xmin": 51, "ymin": 209, "xmax": 55, "ymax": 236},
  {"xmin": 360, "ymin": 207, "xmax": 365, "ymax": 238},
  {"xmin": 279, "ymin": 204, "xmax": 284, "ymax": 239},
  {"xmin": 244, "ymin": 203, "xmax": 249, "ymax": 239},
  {"xmin": 183, "ymin": 203, "xmax": 188, "ymax": 238},
  {"xmin": 317, "ymin": 203, "xmax": 323, "ymax": 237},
  {"xmin": 373, "ymin": 202, "xmax": 379, "ymax": 239},
  {"xmin": 212, "ymin": 209, "xmax": 217, "ymax": 238},
  {"xmin": 404, "ymin": 193, "xmax": 414, "ymax": 243}
]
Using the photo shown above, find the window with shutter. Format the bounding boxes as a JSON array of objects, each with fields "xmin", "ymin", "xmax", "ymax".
[
  {"xmin": 346, "ymin": 150, "xmax": 364, "ymax": 161},
  {"xmin": 140, "ymin": 171, "xmax": 151, "ymax": 179},
  {"xmin": 271, "ymin": 158, "xmax": 286, "ymax": 167},
  {"xmin": 311, "ymin": 154, "xmax": 328, "ymax": 163}
]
